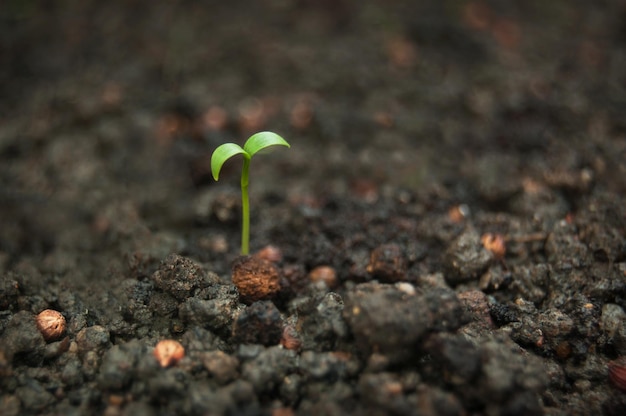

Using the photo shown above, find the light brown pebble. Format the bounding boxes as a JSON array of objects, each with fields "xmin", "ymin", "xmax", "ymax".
[
  {"xmin": 609, "ymin": 356, "xmax": 626, "ymax": 392},
  {"xmin": 280, "ymin": 325, "xmax": 302, "ymax": 351},
  {"xmin": 272, "ymin": 407, "xmax": 295, "ymax": 416},
  {"xmin": 308, "ymin": 265, "xmax": 338, "ymax": 288},
  {"xmin": 255, "ymin": 245, "xmax": 283, "ymax": 263},
  {"xmin": 366, "ymin": 243, "xmax": 407, "ymax": 282},
  {"xmin": 36, "ymin": 309, "xmax": 66, "ymax": 342},
  {"xmin": 448, "ymin": 204, "xmax": 470, "ymax": 223},
  {"xmin": 481, "ymin": 233, "xmax": 506, "ymax": 259},
  {"xmin": 153, "ymin": 340, "xmax": 185, "ymax": 368}
]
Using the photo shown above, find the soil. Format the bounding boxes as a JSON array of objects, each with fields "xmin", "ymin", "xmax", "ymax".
[{"xmin": 1, "ymin": 0, "xmax": 626, "ymax": 415}]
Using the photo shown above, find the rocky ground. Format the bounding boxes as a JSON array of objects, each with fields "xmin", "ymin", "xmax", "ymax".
[{"xmin": 1, "ymin": 0, "xmax": 626, "ymax": 415}]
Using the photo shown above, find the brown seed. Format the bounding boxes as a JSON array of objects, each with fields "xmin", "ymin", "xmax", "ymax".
[
  {"xmin": 202, "ymin": 105, "xmax": 229, "ymax": 131},
  {"xmin": 308, "ymin": 265, "xmax": 338, "ymax": 288},
  {"xmin": 448, "ymin": 204, "xmax": 470, "ymax": 223},
  {"xmin": 290, "ymin": 98, "xmax": 314, "ymax": 130},
  {"xmin": 255, "ymin": 245, "xmax": 283, "ymax": 263},
  {"xmin": 153, "ymin": 340, "xmax": 185, "ymax": 368},
  {"xmin": 232, "ymin": 256, "xmax": 281, "ymax": 304},
  {"xmin": 481, "ymin": 233, "xmax": 506, "ymax": 259},
  {"xmin": 36, "ymin": 309, "xmax": 66, "ymax": 342},
  {"xmin": 280, "ymin": 325, "xmax": 302, "ymax": 351},
  {"xmin": 272, "ymin": 407, "xmax": 295, "ymax": 416},
  {"xmin": 608, "ymin": 356, "xmax": 626, "ymax": 391}
]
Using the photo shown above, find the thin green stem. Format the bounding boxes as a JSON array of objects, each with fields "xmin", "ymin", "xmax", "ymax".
[{"xmin": 240, "ymin": 156, "xmax": 251, "ymax": 255}]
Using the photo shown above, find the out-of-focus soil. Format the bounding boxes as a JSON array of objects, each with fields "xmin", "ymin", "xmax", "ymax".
[{"xmin": 1, "ymin": 1, "xmax": 626, "ymax": 415}]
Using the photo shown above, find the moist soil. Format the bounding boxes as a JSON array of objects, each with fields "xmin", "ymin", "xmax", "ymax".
[{"xmin": 1, "ymin": 1, "xmax": 626, "ymax": 415}]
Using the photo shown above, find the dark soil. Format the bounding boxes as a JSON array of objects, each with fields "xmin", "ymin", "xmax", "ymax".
[{"xmin": 1, "ymin": 0, "xmax": 626, "ymax": 415}]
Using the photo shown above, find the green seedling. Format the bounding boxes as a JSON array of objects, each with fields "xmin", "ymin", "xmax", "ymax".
[{"xmin": 211, "ymin": 131, "xmax": 290, "ymax": 255}]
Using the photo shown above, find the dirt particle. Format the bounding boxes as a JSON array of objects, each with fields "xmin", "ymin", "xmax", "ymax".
[
  {"xmin": 255, "ymin": 245, "xmax": 284, "ymax": 263},
  {"xmin": 366, "ymin": 243, "xmax": 407, "ymax": 282},
  {"xmin": 202, "ymin": 350, "xmax": 240, "ymax": 385},
  {"xmin": 448, "ymin": 204, "xmax": 471, "ymax": 223},
  {"xmin": 343, "ymin": 282, "xmax": 430, "ymax": 362},
  {"xmin": 280, "ymin": 325, "xmax": 302, "ymax": 351},
  {"xmin": 444, "ymin": 228, "xmax": 493, "ymax": 284},
  {"xmin": 481, "ymin": 233, "xmax": 506, "ymax": 259},
  {"xmin": 152, "ymin": 254, "xmax": 214, "ymax": 301},
  {"xmin": 308, "ymin": 265, "xmax": 338, "ymax": 288},
  {"xmin": 232, "ymin": 300, "xmax": 283, "ymax": 346},
  {"xmin": 75, "ymin": 325, "xmax": 111, "ymax": 356},
  {"xmin": 609, "ymin": 356, "xmax": 626, "ymax": 392},
  {"xmin": 458, "ymin": 290, "xmax": 494, "ymax": 330}
]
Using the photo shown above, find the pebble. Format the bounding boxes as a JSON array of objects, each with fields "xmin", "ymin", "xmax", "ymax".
[
  {"xmin": 366, "ymin": 243, "xmax": 407, "ymax": 282},
  {"xmin": 444, "ymin": 228, "xmax": 493, "ymax": 285}
]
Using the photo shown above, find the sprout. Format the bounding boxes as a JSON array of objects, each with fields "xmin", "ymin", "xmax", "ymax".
[{"xmin": 211, "ymin": 131, "xmax": 290, "ymax": 255}]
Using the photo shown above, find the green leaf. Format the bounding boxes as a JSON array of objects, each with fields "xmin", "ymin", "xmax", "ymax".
[
  {"xmin": 243, "ymin": 131, "xmax": 290, "ymax": 157},
  {"xmin": 211, "ymin": 143, "xmax": 247, "ymax": 181}
]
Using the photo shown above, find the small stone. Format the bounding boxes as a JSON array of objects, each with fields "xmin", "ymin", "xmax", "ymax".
[
  {"xmin": 481, "ymin": 233, "xmax": 506, "ymax": 259},
  {"xmin": 608, "ymin": 356, "xmax": 626, "ymax": 392},
  {"xmin": 444, "ymin": 228, "xmax": 493, "ymax": 284},
  {"xmin": 366, "ymin": 243, "xmax": 407, "ymax": 282},
  {"xmin": 448, "ymin": 204, "xmax": 470, "ymax": 223},
  {"xmin": 255, "ymin": 245, "xmax": 283, "ymax": 263},
  {"xmin": 308, "ymin": 265, "xmax": 338, "ymax": 288},
  {"xmin": 280, "ymin": 325, "xmax": 302, "ymax": 351}
]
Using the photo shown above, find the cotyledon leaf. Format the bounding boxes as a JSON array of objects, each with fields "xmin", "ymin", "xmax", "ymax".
[
  {"xmin": 243, "ymin": 131, "xmax": 290, "ymax": 157},
  {"xmin": 210, "ymin": 143, "xmax": 247, "ymax": 181}
]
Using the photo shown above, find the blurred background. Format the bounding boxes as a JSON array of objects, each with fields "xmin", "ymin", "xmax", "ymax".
[{"xmin": 1, "ymin": 0, "xmax": 625, "ymax": 268}]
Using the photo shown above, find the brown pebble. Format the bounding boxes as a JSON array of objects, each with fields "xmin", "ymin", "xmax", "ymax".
[
  {"xmin": 448, "ymin": 204, "xmax": 470, "ymax": 223},
  {"xmin": 272, "ymin": 407, "xmax": 295, "ymax": 416},
  {"xmin": 481, "ymin": 233, "xmax": 506, "ymax": 259},
  {"xmin": 609, "ymin": 356, "xmax": 626, "ymax": 391},
  {"xmin": 366, "ymin": 243, "xmax": 407, "ymax": 282},
  {"xmin": 36, "ymin": 309, "xmax": 66, "ymax": 342},
  {"xmin": 280, "ymin": 325, "xmax": 302, "ymax": 351},
  {"xmin": 255, "ymin": 245, "xmax": 283, "ymax": 263},
  {"xmin": 153, "ymin": 340, "xmax": 185, "ymax": 368},
  {"xmin": 308, "ymin": 265, "xmax": 338, "ymax": 288},
  {"xmin": 555, "ymin": 341, "xmax": 571, "ymax": 359},
  {"xmin": 232, "ymin": 256, "xmax": 281, "ymax": 304},
  {"xmin": 108, "ymin": 394, "xmax": 125, "ymax": 406}
]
